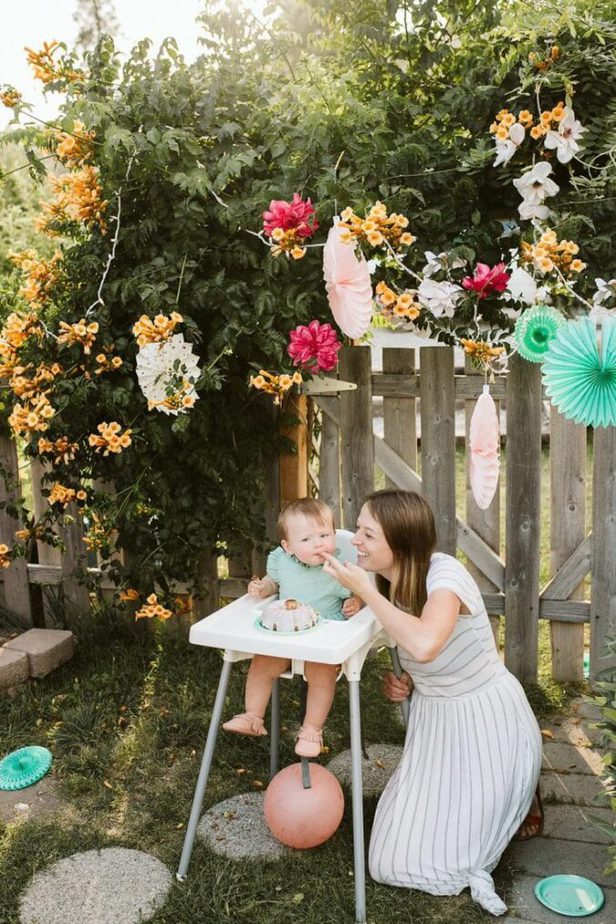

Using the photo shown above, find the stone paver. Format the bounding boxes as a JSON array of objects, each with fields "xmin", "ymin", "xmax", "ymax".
[
  {"xmin": 197, "ymin": 792, "xmax": 285, "ymax": 860},
  {"xmin": 540, "ymin": 716, "xmax": 603, "ymax": 748},
  {"xmin": 540, "ymin": 768, "xmax": 606, "ymax": 805},
  {"xmin": 509, "ymin": 837, "xmax": 612, "ymax": 888},
  {"xmin": 5, "ymin": 629, "xmax": 74, "ymax": 678},
  {"xmin": 326, "ymin": 744, "xmax": 404, "ymax": 796},
  {"xmin": 506, "ymin": 874, "xmax": 614, "ymax": 924},
  {"xmin": 544, "ymin": 804, "xmax": 614, "ymax": 845},
  {"xmin": 19, "ymin": 847, "xmax": 171, "ymax": 924},
  {"xmin": 0, "ymin": 647, "xmax": 29, "ymax": 690},
  {"xmin": 542, "ymin": 739, "xmax": 605, "ymax": 776}
]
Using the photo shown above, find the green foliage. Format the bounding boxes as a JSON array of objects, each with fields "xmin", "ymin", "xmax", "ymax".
[{"xmin": 588, "ymin": 637, "xmax": 616, "ymax": 872}]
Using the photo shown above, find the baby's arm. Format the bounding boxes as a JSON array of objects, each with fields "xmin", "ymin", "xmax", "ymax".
[
  {"xmin": 342, "ymin": 594, "xmax": 362, "ymax": 617},
  {"xmin": 247, "ymin": 575, "xmax": 278, "ymax": 598}
]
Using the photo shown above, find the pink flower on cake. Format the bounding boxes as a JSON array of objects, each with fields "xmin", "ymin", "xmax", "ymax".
[
  {"xmin": 263, "ymin": 193, "xmax": 319, "ymax": 239},
  {"xmin": 462, "ymin": 263, "xmax": 511, "ymax": 299},
  {"xmin": 288, "ymin": 320, "xmax": 341, "ymax": 373}
]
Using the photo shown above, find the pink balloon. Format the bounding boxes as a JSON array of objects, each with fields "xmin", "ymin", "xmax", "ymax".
[
  {"xmin": 323, "ymin": 223, "xmax": 373, "ymax": 339},
  {"xmin": 264, "ymin": 762, "xmax": 345, "ymax": 849},
  {"xmin": 469, "ymin": 384, "xmax": 500, "ymax": 510}
]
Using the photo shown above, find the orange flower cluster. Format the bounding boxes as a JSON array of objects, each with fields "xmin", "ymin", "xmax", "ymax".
[
  {"xmin": 8, "ymin": 362, "xmax": 62, "ymax": 401},
  {"xmin": 88, "ymin": 421, "xmax": 132, "ymax": 456},
  {"xmin": 37, "ymin": 436, "xmax": 79, "ymax": 464},
  {"xmin": 375, "ymin": 282, "xmax": 421, "ymax": 322},
  {"xmin": 529, "ymin": 45, "xmax": 560, "ymax": 72},
  {"xmin": 135, "ymin": 593, "xmax": 173, "ymax": 621},
  {"xmin": 147, "ymin": 383, "xmax": 196, "ymax": 413},
  {"xmin": 0, "ymin": 544, "xmax": 11, "ymax": 568},
  {"xmin": 55, "ymin": 120, "xmax": 96, "ymax": 166},
  {"xmin": 531, "ymin": 102, "xmax": 567, "ymax": 141},
  {"xmin": 37, "ymin": 166, "xmax": 108, "ymax": 235},
  {"xmin": 460, "ymin": 339, "xmax": 505, "ymax": 366},
  {"xmin": 249, "ymin": 369, "xmax": 302, "ymax": 406},
  {"xmin": 338, "ymin": 202, "xmax": 415, "ymax": 252},
  {"xmin": 520, "ymin": 230, "xmax": 585, "ymax": 275},
  {"xmin": 8, "ymin": 393, "xmax": 55, "ymax": 436},
  {"xmin": 132, "ymin": 312, "xmax": 183, "ymax": 346},
  {"xmin": 119, "ymin": 588, "xmax": 140, "ymax": 602},
  {"xmin": 94, "ymin": 353, "xmax": 122, "ymax": 375},
  {"xmin": 25, "ymin": 41, "xmax": 83, "ymax": 86},
  {"xmin": 57, "ymin": 319, "xmax": 99, "ymax": 354},
  {"xmin": 9, "ymin": 249, "xmax": 63, "ymax": 308},
  {"xmin": 0, "ymin": 87, "xmax": 22, "ymax": 108},
  {"xmin": 489, "ymin": 108, "xmax": 534, "ymax": 139},
  {"xmin": 269, "ymin": 229, "xmax": 308, "ymax": 260},
  {"xmin": 14, "ymin": 525, "xmax": 45, "ymax": 543},
  {"xmin": 48, "ymin": 483, "xmax": 87, "ymax": 507},
  {"xmin": 82, "ymin": 511, "xmax": 112, "ymax": 552},
  {"xmin": 1, "ymin": 311, "xmax": 42, "ymax": 351}
]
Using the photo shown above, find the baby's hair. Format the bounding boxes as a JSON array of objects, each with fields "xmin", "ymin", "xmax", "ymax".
[{"xmin": 277, "ymin": 498, "xmax": 335, "ymax": 541}]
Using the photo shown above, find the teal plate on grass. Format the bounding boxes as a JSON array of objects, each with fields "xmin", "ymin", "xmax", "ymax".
[{"xmin": 535, "ymin": 875, "xmax": 604, "ymax": 916}]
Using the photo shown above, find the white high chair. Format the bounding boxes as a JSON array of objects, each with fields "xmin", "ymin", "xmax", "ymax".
[{"xmin": 176, "ymin": 530, "xmax": 407, "ymax": 924}]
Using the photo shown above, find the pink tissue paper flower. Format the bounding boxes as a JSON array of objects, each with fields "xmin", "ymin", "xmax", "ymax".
[
  {"xmin": 263, "ymin": 193, "xmax": 319, "ymax": 238},
  {"xmin": 288, "ymin": 320, "xmax": 341, "ymax": 373},
  {"xmin": 462, "ymin": 262, "xmax": 510, "ymax": 300}
]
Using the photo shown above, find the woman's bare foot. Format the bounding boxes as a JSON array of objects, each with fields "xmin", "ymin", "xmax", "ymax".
[{"xmin": 516, "ymin": 789, "xmax": 544, "ymax": 841}]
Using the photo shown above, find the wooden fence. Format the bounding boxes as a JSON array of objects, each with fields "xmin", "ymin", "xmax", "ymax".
[{"xmin": 1, "ymin": 342, "xmax": 615, "ymax": 682}]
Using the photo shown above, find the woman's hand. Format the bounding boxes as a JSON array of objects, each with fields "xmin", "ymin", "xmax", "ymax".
[
  {"xmin": 383, "ymin": 670, "xmax": 413, "ymax": 702},
  {"xmin": 322, "ymin": 553, "xmax": 374, "ymax": 598}
]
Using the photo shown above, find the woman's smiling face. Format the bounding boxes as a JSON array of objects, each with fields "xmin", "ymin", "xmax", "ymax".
[{"xmin": 352, "ymin": 503, "xmax": 395, "ymax": 577}]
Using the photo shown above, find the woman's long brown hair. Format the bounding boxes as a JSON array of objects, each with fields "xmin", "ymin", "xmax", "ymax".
[{"xmin": 364, "ymin": 490, "xmax": 437, "ymax": 616}]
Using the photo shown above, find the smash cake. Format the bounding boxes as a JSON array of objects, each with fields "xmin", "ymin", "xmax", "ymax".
[{"xmin": 259, "ymin": 598, "xmax": 319, "ymax": 632}]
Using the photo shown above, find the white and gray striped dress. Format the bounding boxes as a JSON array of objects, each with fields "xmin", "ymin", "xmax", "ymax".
[{"xmin": 368, "ymin": 553, "xmax": 542, "ymax": 916}]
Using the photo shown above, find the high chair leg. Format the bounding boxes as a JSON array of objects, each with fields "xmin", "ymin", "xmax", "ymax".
[{"xmin": 270, "ymin": 677, "xmax": 280, "ymax": 779}]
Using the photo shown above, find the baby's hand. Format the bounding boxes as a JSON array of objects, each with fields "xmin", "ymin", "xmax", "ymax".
[
  {"xmin": 342, "ymin": 595, "xmax": 362, "ymax": 618},
  {"xmin": 248, "ymin": 576, "xmax": 267, "ymax": 597}
]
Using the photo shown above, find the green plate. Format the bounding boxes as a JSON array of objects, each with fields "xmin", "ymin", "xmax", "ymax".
[{"xmin": 535, "ymin": 875, "xmax": 604, "ymax": 916}]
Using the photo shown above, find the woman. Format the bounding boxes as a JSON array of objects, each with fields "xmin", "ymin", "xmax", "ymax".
[{"xmin": 322, "ymin": 489, "xmax": 542, "ymax": 916}]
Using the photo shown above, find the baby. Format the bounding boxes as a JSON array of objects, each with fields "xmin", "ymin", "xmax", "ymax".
[{"xmin": 222, "ymin": 497, "xmax": 361, "ymax": 757}]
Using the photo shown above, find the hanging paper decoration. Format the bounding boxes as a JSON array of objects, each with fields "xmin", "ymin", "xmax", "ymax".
[
  {"xmin": 136, "ymin": 333, "xmax": 200, "ymax": 416},
  {"xmin": 542, "ymin": 316, "xmax": 616, "ymax": 428},
  {"xmin": 514, "ymin": 304, "xmax": 564, "ymax": 363},
  {"xmin": 323, "ymin": 222, "xmax": 373, "ymax": 339},
  {"xmin": 469, "ymin": 384, "xmax": 500, "ymax": 510}
]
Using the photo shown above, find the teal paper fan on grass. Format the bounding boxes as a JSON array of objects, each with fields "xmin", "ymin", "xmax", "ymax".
[
  {"xmin": 542, "ymin": 316, "xmax": 616, "ymax": 428},
  {"xmin": 0, "ymin": 746, "xmax": 52, "ymax": 790},
  {"xmin": 514, "ymin": 305, "xmax": 564, "ymax": 362}
]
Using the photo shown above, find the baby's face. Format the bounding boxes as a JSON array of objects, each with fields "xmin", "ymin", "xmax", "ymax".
[{"xmin": 282, "ymin": 512, "xmax": 336, "ymax": 566}]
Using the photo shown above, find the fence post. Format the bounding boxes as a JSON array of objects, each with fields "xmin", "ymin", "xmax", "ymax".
[
  {"xmin": 504, "ymin": 354, "xmax": 542, "ymax": 682},
  {"xmin": 317, "ymin": 399, "xmax": 341, "ymax": 526},
  {"xmin": 0, "ymin": 436, "xmax": 33, "ymax": 626},
  {"xmin": 464, "ymin": 358, "xmax": 501, "ymax": 646},
  {"xmin": 420, "ymin": 347, "xmax": 456, "ymax": 553},
  {"xmin": 279, "ymin": 393, "xmax": 309, "ymax": 506},
  {"xmin": 59, "ymin": 502, "xmax": 91, "ymax": 618},
  {"xmin": 590, "ymin": 425, "xmax": 616, "ymax": 677},
  {"xmin": 339, "ymin": 346, "xmax": 374, "ymax": 530},
  {"xmin": 383, "ymin": 347, "xmax": 417, "ymax": 489},
  {"xmin": 550, "ymin": 408, "xmax": 586, "ymax": 680}
]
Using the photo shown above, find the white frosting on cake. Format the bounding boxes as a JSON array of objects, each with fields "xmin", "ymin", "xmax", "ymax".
[{"xmin": 259, "ymin": 598, "xmax": 319, "ymax": 632}]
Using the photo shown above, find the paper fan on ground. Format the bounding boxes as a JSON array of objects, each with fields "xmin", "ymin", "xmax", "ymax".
[
  {"xmin": 323, "ymin": 222, "xmax": 373, "ymax": 339},
  {"xmin": 469, "ymin": 384, "xmax": 500, "ymax": 510},
  {"xmin": 136, "ymin": 333, "xmax": 200, "ymax": 416},
  {"xmin": 542, "ymin": 316, "xmax": 616, "ymax": 428}
]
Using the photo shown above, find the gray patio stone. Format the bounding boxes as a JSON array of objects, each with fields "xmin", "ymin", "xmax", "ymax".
[
  {"xmin": 540, "ymin": 768, "xmax": 606, "ymax": 806},
  {"xmin": 197, "ymin": 792, "xmax": 285, "ymax": 860},
  {"xmin": 509, "ymin": 836, "xmax": 613, "ymax": 888},
  {"xmin": 542, "ymin": 739, "xmax": 604, "ymax": 776},
  {"xmin": 326, "ymin": 744, "xmax": 404, "ymax": 796},
  {"xmin": 19, "ymin": 847, "xmax": 171, "ymax": 924},
  {"xmin": 543, "ymin": 803, "xmax": 614, "ymax": 845}
]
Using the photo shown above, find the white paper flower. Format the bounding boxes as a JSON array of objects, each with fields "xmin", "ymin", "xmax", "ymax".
[
  {"xmin": 506, "ymin": 267, "xmax": 537, "ymax": 305},
  {"xmin": 517, "ymin": 201, "xmax": 552, "ymax": 221},
  {"xmin": 136, "ymin": 333, "xmax": 200, "ymax": 416},
  {"xmin": 421, "ymin": 251, "xmax": 466, "ymax": 278},
  {"xmin": 417, "ymin": 279, "xmax": 463, "ymax": 318},
  {"xmin": 493, "ymin": 123, "xmax": 525, "ymax": 167},
  {"xmin": 513, "ymin": 162, "xmax": 559, "ymax": 220},
  {"xmin": 592, "ymin": 278, "xmax": 616, "ymax": 307},
  {"xmin": 544, "ymin": 108, "xmax": 585, "ymax": 164}
]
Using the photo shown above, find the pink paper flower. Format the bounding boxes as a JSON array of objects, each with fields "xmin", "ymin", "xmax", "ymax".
[
  {"xmin": 263, "ymin": 193, "xmax": 319, "ymax": 239},
  {"xmin": 462, "ymin": 262, "xmax": 510, "ymax": 300},
  {"xmin": 288, "ymin": 320, "xmax": 341, "ymax": 373}
]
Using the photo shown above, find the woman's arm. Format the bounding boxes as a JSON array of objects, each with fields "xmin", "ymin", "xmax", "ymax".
[{"xmin": 322, "ymin": 555, "xmax": 460, "ymax": 662}]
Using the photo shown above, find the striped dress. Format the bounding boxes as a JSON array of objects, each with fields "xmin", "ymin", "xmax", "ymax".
[{"xmin": 368, "ymin": 553, "xmax": 542, "ymax": 916}]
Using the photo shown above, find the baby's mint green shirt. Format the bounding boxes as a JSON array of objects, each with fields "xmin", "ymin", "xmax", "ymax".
[{"xmin": 266, "ymin": 546, "xmax": 352, "ymax": 621}]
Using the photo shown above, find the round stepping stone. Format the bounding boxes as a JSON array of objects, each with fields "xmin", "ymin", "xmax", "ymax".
[
  {"xmin": 19, "ymin": 847, "xmax": 171, "ymax": 924},
  {"xmin": 327, "ymin": 744, "xmax": 404, "ymax": 796},
  {"xmin": 197, "ymin": 792, "xmax": 285, "ymax": 860}
]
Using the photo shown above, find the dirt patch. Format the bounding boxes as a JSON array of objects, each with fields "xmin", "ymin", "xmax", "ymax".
[{"xmin": 0, "ymin": 774, "xmax": 70, "ymax": 825}]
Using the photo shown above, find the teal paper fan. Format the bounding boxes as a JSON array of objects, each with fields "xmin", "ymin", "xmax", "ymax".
[
  {"xmin": 0, "ymin": 746, "xmax": 52, "ymax": 791},
  {"xmin": 542, "ymin": 316, "xmax": 616, "ymax": 428},
  {"xmin": 514, "ymin": 305, "xmax": 564, "ymax": 362}
]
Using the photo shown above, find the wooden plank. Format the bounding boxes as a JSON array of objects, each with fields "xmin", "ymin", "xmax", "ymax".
[
  {"xmin": 318, "ymin": 400, "xmax": 342, "ymax": 526},
  {"xmin": 541, "ymin": 534, "xmax": 592, "ymax": 601},
  {"xmin": 0, "ymin": 436, "xmax": 33, "ymax": 626},
  {"xmin": 373, "ymin": 374, "xmax": 507, "ymax": 399},
  {"xmin": 590, "ymin": 425, "xmax": 616, "ymax": 677},
  {"xmin": 339, "ymin": 346, "xmax": 374, "ymax": 530},
  {"xmin": 192, "ymin": 552, "xmax": 220, "ymax": 619},
  {"xmin": 549, "ymin": 408, "xmax": 587, "ymax": 680},
  {"xmin": 420, "ymin": 347, "xmax": 456, "ymax": 553},
  {"xmin": 540, "ymin": 599, "xmax": 590, "ymax": 621},
  {"xmin": 279, "ymin": 392, "xmax": 309, "ymax": 506},
  {"xmin": 374, "ymin": 436, "xmax": 505, "ymax": 590},
  {"xmin": 383, "ymin": 348, "xmax": 417, "ymax": 491},
  {"xmin": 504, "ymin": 354, "xmax": 542, "ymax": 683},
  {"xmin": 59, "ymin": 501, "xmax": 91, "ymax": 617},
  {"xmin": 464, "ymin": 358, "xmax": 502, "ymax": 645}
]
